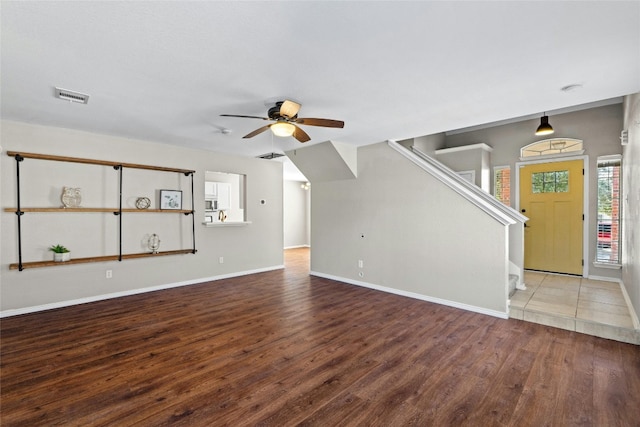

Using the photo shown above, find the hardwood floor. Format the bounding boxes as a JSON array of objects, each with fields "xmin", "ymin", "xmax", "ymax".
[{"xmin": 2, "ymin": 247, "xmax": 639, "ymax": 426}]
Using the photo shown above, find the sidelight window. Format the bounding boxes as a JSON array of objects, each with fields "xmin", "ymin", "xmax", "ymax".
[
  {"xmin": 493, "ymin": 166, "xmax": 511, "ymax": 206},
  {"xmin": 596, "ymin": 156, "xmax": 621, "ymax": 264}
]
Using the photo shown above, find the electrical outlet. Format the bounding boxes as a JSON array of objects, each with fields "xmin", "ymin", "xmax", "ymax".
[
  {"xmin": 358, "ymin": 260, "xmax": 363, "ymax": 268},
  {"xmin": 106, "ymin": 270, "xmax": 112, "ymax": 279},
  {"xmin": 219, "ymin": 257, "xmax": 224, "ymax": 264}
]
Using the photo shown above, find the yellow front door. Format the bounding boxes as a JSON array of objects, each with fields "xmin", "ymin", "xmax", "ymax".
[{"xmin": 519, "ymin": 159, "xmax": 583, "ymax": 275}]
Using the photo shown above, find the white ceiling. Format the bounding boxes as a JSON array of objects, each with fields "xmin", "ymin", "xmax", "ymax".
[{"xmin": 2, "ymin": 1, "xmax": 639, "ymax": 180}]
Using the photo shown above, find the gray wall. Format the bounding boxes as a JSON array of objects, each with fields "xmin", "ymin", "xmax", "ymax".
[
  {"xmin": 435, "ymin": 144, "xmax": 492, "ymax": 191},
  {"xmin": 622, "ymin": 93, "xmax": 640, "ymax": 323},
  {"xmin": 283, "ymin": 180, "xmax": 310, "ymax": 248},
  {"xmin": 445, "ymin": 103, "xmax": 624, "ymax": 280},
  {"xmin": 311, "ymin": 142, "xmax": 509, "ymax": 316},
  {"xmin": 1, "ymin": 120, "xmax": 284, "ymax": 313},
  {"xmin": 398, "ymin": 133, "xmax": 445, "ymax": 156}
]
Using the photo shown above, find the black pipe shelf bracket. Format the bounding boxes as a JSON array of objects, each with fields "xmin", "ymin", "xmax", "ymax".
[
  {"xmin": 117, "ymin": 165, "xmax": 123, "ymax": 261},
  {"xmin": 14, "ymin": 154, "xmax": 25, "ymax": 271},
  {"xmin": 189, "ymin": 171, "xmax": 196, "ymax": 254}
]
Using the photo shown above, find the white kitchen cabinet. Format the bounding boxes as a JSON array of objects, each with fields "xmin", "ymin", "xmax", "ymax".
[
  {"xmin": 216, "ymin": 182, "xmax": 231, "ymax": 210},
  {"xmin": 205, "ymin": 181, "xmax": 217, "ymax": 197}
]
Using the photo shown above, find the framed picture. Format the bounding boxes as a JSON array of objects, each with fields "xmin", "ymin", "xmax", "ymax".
[{"xmin": 159, "ymin": 190, "xmax": 182, "ymax": 210}]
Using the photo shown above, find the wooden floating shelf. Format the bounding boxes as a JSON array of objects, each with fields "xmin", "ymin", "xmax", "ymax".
[
  {"xmin": 4, "ymin": 207, "xmax": 194, "ymax": 214},
  {"xmin": 7, "ymin": 151, "xmax": 195, "ymax": 174},
  {"xmin": 119, "ymin": 209, "xmax": 194, "ymax": 214},
  {"xmin": 9, "ymin": 249, "xmax": 196, "ymax": 270},
  {"xmin": 4, "ymin": 207, "xmax": 117, "ymax": 213}
]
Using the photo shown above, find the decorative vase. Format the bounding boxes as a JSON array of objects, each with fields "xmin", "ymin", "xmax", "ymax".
[
  {"xmin": 61, "ymin": 187, "xmax": 82, "ymax": 208},
  {"xmin": 218, "ymin": 210, "xmax": 227, "ymax": 222},
  {"xmin": 147, "ymin": 233, "xmax": 160, "ymax": 254},
  {"xmin": 53, "ymin": 252, "xmax": 71, "ymax": 262}
]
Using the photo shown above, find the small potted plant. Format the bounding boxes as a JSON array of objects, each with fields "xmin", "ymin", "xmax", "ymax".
[{"xmin": 49, "ymin": 244, "xmax": 71, "ymax": 262}]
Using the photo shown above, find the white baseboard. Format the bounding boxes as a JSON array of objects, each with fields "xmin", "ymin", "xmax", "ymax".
[
  {"xmin": 283, "ymin": 245, "xmax": 310, "ymax": 249},
  {"xmin": 309, "ymin": 271, "xmax": 509, "ymax": 319},
  {"xmin": 0, "ymin": 265, "xmax": 285, "ymax": 318},
  {"xmin": 587, "ymin": 274, "xmax": 622, "ymax": 283}
]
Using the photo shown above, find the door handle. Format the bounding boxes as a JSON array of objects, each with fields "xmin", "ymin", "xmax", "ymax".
[{"xmin": 521, "ymin": 209, "xmax": 526, "ymax": 213}]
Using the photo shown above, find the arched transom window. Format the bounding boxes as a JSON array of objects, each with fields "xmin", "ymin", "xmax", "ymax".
[{"xmin": 520, "ymin": 138, "xmax": 584, "ymax": 159}]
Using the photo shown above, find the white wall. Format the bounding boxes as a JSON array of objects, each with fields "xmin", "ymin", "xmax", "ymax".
[
  {"xmin": 311, "ymin": 142, "xmax": 509, "ymax": 316},
  {"xmin": 445, "ymin": 103, "xmax": 624, "ymax": 280},
  {"xmin": 622, "ymin": 93, "xmax": 640, "ymax": 323},
  {"xmin": 283, "ymin": 180, "xmax": 310, "ymax": 248},
  {"xmin": 1, "ymin": 120, "xmax": 284, "ymax": 313}
]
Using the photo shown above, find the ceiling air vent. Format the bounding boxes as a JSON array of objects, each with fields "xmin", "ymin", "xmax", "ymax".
[
  {"xmin": 257, "ymin": 152, "xmax": 285, "ymax": 160},
  {"xmin": 54, "ymin": 87, "xmax": 90, "ymax": 104}
]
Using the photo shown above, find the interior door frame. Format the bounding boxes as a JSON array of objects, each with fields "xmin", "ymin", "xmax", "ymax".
[{"xmin": 515, "ymin": 155, "xmax": 590, "ymax": 277}]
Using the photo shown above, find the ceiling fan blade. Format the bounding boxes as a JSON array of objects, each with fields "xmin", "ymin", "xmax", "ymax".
[
  {"xmin": 243, "ymin": 125, "xmax": 272, "ymax": 139},
  {"xmin": 279, "ymin": 100, "xmax": 301, "ymax": 119},
  {"xmin": 292, "ymin": 125, "xmax": 311, "ymax": 143},
  {"xmin": 221, "ymin": 114, "xmax": 270, "ymax": 121},
  {"xmin": 295, "ymin": 118, "xmax": 344, "ymax": 128}
]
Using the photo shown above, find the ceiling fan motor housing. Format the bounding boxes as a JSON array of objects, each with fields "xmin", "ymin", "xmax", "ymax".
[{"xmin": 268, "ymin": 102, "xmax": 296, "ymax": 121}]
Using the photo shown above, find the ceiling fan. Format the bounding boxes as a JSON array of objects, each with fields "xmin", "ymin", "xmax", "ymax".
[{"xmin": 221, "ymin": 100, "xmax": 344, "ymax": 143}]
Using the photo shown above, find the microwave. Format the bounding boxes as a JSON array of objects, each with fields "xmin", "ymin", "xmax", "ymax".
[{"xmin": 205, "ymin": 199, "xmax": 218, "ymax": 211}]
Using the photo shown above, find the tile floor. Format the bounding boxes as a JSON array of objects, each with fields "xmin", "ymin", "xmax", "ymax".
[{"xmin": 509, "ymin": 271, "xmax": 639, "ymax": 345}]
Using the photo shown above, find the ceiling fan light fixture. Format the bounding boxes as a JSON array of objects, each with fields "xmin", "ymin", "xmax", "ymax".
[
  {"xmin": 535, "ymin": 114, "xmax": 554, "ymax": 136},
  {"xmin": 271, "ymin": 121, "xmax": 296, "ymax": 137},
  {"xmin": 222, "ymin": 100, "xmax": 343, "ymax": 143}
]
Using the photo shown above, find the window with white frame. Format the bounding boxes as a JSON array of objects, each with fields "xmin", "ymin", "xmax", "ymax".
[
  {"xmin": 493, "ymin": 166, "xmax": 511, "ymax": 206},
  {"xmin": 520, "ymin": 138, "xmax": 583, "ymax": 158},
  {"xmin": 596, "ymin": 156, "xmax": 621, "ymax": 264}
]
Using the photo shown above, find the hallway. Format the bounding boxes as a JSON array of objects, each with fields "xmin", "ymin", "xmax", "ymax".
[{"xmin": 510, "ymin": 271, "xmax": 639, "ymax": 344}]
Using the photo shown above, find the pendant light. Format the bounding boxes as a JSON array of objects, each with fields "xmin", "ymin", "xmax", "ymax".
[{"xmin": 535, "ymin": 113, "xmax": 554, "ymax": 136}]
